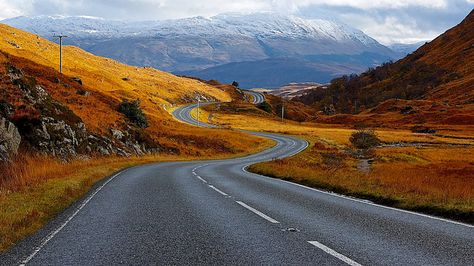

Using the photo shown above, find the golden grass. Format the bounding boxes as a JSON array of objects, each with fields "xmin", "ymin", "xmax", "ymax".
[
  {"xmin": 210, "ymin": 111, "xmax": 474, "ymax": 146},
  {"xmin": 0, "ymin": 24, "xmax": 230, "ymax": 105},
  {"xmin": 207, "ymin": 105, "xmax": 474, "ymax": 222},
  {"xmin": 250, "ymin": 136, "xmax": 474, "ymax": 222}
]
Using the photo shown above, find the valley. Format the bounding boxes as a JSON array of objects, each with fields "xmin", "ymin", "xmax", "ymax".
[{"xmin": 0, "ymin": 6, "xmax": 473, "ymax": 266}]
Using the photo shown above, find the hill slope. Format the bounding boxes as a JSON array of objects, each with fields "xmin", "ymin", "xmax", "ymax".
[
  {"xmin": 0, "ymin": 23, "xmax": 262, "ymax": 160},
  {"xmin": 294, "ymin": 10, "xmax": 474, "ymax": 125}
]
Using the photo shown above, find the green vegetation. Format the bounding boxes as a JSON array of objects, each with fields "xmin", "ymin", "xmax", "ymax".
[
  {"xmin": 349, "ymin": 129, "xmax": 381, "ymax": 149},
  {"xmin": 257, "ymin": 101, "xmax": 272, "ymax": 113},
  {"xmin": 118, "ymin": 99, "xmax": 148, "ymax": 128}
]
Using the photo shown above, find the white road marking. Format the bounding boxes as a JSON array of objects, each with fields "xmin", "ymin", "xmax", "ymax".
[
  {"xmin": 308, "ymin": 241, "xmax": 362, "ymax": 266},
  {"xmin": 196, "ymin": 175, "xmax": 208, "ymax": 183},
  {"xmin": 20, "ymin": 171, "xmax": 124, "ymax": 265},
  {"xmin": 235, "ymin": 201, "xmax": 279, "ymax": 224},
  {"xmin": 208, "ymin": 185, "xmax": 228, "ymax": 196}
]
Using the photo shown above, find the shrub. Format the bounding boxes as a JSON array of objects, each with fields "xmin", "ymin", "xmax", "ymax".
[
  {"xmin": 257, "ymin": 101, "xmax": 272, "ymax": 113},
  {"xmin": 350, "ymin": 129, "xmax": 381, "ymax": 149},
  {"xmin": 118, "ymin": 100, "xmax": 148, "ymax": 128}
]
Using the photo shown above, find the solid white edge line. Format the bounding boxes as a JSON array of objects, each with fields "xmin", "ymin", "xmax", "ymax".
[
  {"xmin": 241, "ymin": 163, "xmax": 474, "ymax": 228},
  {"xmin": 308, "ymin": 241, "xmax": 362, "ymax": 266},
  {"xmin": 196, "ymin": 175, "xmax": 208, "ymax": 183},
  {"xmin": 235, "ymin": 201, "xmax": 279, "ymax": 224},
  {"xmin": 208, "ymin": 185, "xmax": 228, "ymax": 196},
  {"xmin": 20, "ymin": 171, "xmax": 124, "ymax": 265}
]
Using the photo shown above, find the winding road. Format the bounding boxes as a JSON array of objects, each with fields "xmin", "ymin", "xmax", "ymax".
[
  {"xmin": 2, "ymin": 103, "xmax": 473, "ymax": 266},
  {"xmin": 244, "ymin": 90, "xmax": 265, "ymax": 104}
]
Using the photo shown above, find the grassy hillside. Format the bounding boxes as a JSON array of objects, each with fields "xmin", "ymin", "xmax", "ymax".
[
  {"xmin": 294, "ymin": 10, "xmax": 474, "ymax": 125},
  {"xmin": 0, "ymin": 23, "xmax": 266, "ymax": 156}
]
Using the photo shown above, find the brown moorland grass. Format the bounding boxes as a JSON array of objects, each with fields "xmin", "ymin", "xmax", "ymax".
[
  {"xmin": 250, "ymin": 138, "xmax": 474, "ymax": 223},
  {"xmin": 205, "ymin": 104, "xmax": 474, "ymax": 222}
]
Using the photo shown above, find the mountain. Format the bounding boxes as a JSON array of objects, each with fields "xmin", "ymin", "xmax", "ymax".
[
  {"xmin": 388, "ymin": 41, "xmax": 427, "ymax": 58},
  {"xmin": 294, "ymin": 10, "xmax": 474, "ymax": 125},
  {"xmin": 2, "ymin": 13, "xmax": 396, "ymax": 87},
  {"xmin": 178, "ymin": 52, "xmax": 392, "ymax": 88}
]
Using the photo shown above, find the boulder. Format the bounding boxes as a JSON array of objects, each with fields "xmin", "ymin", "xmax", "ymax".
[{"xmin": 0, "ymin": 117, "xmax": 21, "ymax": 161}]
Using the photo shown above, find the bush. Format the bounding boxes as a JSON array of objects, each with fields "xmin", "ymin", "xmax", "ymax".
[
  {"xmin": 257, "ymin": 101, "xmax": 272, "ymax": 113},
  {"xmin": 350, "ymin": 129, "xmax": 380, "ymax": 149},
  {"xmin": 118, "ymin": 100, "xmax": 148, "ymax": 128}
]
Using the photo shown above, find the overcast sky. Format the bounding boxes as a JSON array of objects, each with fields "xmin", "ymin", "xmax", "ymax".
[{"xmin": 0, "ymin": 0, "xmax": 472, "ymax": 44}]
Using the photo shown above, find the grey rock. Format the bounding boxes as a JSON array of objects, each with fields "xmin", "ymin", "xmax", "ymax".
[
  {"xmin": 110, "ymin": 129, "xmax": 124, "ymax": 140},
  {"xmin": 0, "ymin": 117, "xmax": 21, "ymax": 161}
]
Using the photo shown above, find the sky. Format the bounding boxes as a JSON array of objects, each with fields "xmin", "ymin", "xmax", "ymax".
[{"xmin": 0, "ymin": 0, "xmax": 472, "ymax": 44}]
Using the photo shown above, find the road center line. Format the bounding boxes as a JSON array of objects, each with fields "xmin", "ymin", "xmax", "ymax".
[
  {"xmin": 308, "ymin": 241, "xmax": 362, "ymax": 266},
  {"xmin": 235, "ymin": 201, "xmax": 279, "ymax": 224},
  {"xmin": 208, "ymin": 185, "xmax": 228, "ymax": 196}
]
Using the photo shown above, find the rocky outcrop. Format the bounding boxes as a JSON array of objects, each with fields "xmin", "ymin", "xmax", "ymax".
[
  {"xmin": 2, "ymin": 64, "xmax": 161, "ymax": 160},
  {"xmin": 0, "ymin": 117, "xmax": 21, "ymax": 161}
]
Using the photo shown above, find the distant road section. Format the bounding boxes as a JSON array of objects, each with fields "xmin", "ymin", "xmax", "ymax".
[{"xmin": 244, "ymin": 90, "xmax": 265, "ymax": 104}]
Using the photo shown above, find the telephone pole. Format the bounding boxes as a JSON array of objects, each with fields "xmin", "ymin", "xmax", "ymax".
[
  {"xmin": 53, "ymin": 35, "xmax": 68, "ymax": 73},
  {"xmin": 281, "ymin": 102, "xmax": 284, "ymax": 122}
]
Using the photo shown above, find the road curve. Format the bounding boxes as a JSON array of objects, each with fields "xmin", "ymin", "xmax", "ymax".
[
  {"xmin": 2, "ymin": 104, "xmax": 473, "ymax": 265},
  {"xmin": 244, "ymin": 90, "xmax": 265, "ymax": 104}
]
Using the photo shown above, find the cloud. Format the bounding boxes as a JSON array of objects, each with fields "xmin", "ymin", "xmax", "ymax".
[
  {"xmin": 0, "ymin": 1, "xmax": 23, "ymax": 20},
  {"xmin": 0, "ymin": 0, "xmax": 472, "ymax": 44}
]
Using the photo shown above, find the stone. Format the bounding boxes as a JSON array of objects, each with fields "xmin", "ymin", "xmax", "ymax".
[
  {"xmin": 71, "ymin": 77, "xmax": 83, "ymax": 86},
  {"xmin": 110, "ymin": 129, "xmax": 124, "ymax": 140},
  {"xmin": 0, "ymin": 117, "xmax": 21, "ymax": 161}
]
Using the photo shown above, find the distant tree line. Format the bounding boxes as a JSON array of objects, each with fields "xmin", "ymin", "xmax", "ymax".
[{"xmin": 294, "ymin": 52, "xmax": 460, "ymax": 114}]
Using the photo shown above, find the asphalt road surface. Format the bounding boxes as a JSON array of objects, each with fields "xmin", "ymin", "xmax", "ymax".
[
  {"xmin": 244, "ymin": 90, "xmax": 265, "ymax": 104},
  {"xmin": 2, "ymin": 104, "xmax": 473, "ymax": 266}
]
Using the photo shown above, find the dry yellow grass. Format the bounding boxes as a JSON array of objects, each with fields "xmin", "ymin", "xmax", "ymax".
[
  {"xmin": 250, "ymin": 137, "xmax": 474, "ymax": 222},
  {"xmin": 206, "ymin": 106, "xmax": 474, "ymax": 222},
  {"xmin": 210, "ymin": 111, "xmax": 474, "ymax": 146},
  {"xmin": 0, "ymin": 24, "xmax": 230, "ymax": 105}
]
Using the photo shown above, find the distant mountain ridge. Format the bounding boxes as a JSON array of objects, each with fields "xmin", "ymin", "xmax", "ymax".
[{"xmin": 3, "ymin": 13, "xmax": 397, "ymax": 88}]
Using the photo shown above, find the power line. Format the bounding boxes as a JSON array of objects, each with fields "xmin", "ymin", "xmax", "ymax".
[{"xmin": 53, "ymin": 35, "xmax": 68, "ymax": 73}]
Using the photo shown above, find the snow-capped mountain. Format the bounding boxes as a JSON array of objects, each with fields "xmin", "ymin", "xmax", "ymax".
[{"xmin": 2, "ymin": 13, "xmax": 396, "ymax": 87}]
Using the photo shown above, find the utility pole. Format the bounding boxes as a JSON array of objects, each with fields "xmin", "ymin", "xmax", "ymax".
[
  {"xmin": 281, "ymin": 102, "xmax": 284, "ymax": 122},
  {"xmin": 53, "ymin": 35, "xmax": 68, "ymax": 73},
  {"xmin": 197, "ymin": 99, "xmax": 200, "ymax": 127}
]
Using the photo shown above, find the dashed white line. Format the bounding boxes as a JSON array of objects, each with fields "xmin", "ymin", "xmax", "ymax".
[
  {"xmin": 20, "ymin": 171, "xmax": 124, "ymax": 265},
  {"xmin": 235, "ymin": 201, "xmax": 279, "ymax": 224},
  {"xmin": 308, "ymin": 241, "xmax": 362, "ymax": 266},
  {"xmin": 208, "ymin": 185, "xmax": 228, "ymax": 196}
]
